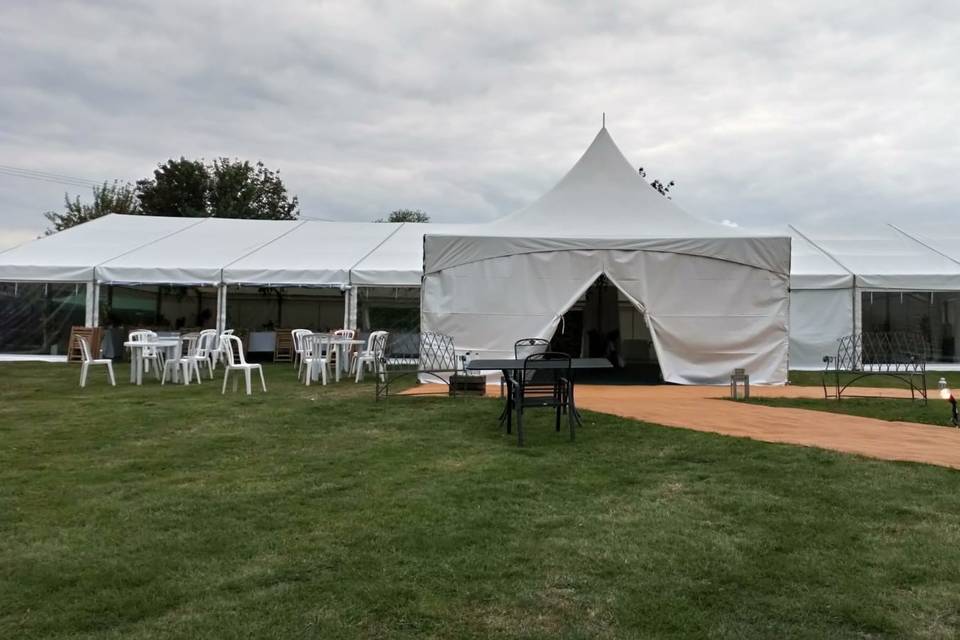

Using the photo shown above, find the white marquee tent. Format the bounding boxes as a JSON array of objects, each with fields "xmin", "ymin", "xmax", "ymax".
[
  {"xmin": 4, "ymin": 127, "xmax": 960, "ymax": 377},
  {"xmin": 420, "ymin": 128, "xmax": 792, "ymax": 385}
]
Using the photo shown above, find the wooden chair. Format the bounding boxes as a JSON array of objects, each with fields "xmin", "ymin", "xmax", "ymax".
[
  {"xmin": 274, "ymin": 329, "xmax": 295, "ymax": 363},
  {"xmin": 67, "ymin": 327, "xmax": 102, "ymax": 363}
]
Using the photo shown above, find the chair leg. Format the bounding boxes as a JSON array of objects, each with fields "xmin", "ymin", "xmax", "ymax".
[
  {"xmin": 80, "ymin": 362, "xmax": 88, "ymax": 387},
  {"xmin": 222, "ymin": 368, "xmax": 230, "ymax": 394},
  {"xmin": 258, "ymin": 366, "xmax": 266, "ymax": 392},
  {"xmin": 107, "ymin": 362, "xmax": 116, "ymax": 386},
  {"xmin": 244, "ymin": 369, "xmax": 252, "ymax": 395}
]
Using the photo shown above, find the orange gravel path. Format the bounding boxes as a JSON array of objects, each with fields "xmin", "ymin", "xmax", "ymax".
[{"xmin": 403, "ymin": 384, "xmax": 960, "ymax": 469}]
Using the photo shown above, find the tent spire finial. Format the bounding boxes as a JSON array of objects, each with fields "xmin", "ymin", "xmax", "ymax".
[{"xmin": 602, "ymin": 112, "xmax": 605, "ymax": 129}]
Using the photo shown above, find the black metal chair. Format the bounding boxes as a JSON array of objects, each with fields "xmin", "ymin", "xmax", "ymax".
[
  {"xmin": 514, "ymin": 337, "xmax": 549, "ymax": 359},
  {"xmin": 499, "ymin": 338, "xmax": 552, "ymax": 421},
  {"xmin": 505, "ymin": 351, "xmax": 574, "ymax": 446}
]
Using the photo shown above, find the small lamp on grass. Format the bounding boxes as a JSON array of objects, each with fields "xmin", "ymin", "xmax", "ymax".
[{"xmin": 938, "ymin": 377, "xmax": 959, "ymax": 427}]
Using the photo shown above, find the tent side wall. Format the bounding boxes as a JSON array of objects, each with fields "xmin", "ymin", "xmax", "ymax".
[
  {"xmin": 788, "ymin": 288, "xmax": 854, "ymax": 369},
  {"xmin": 422, "ymin": 236, "xmax": 790, "ymax": 385}
]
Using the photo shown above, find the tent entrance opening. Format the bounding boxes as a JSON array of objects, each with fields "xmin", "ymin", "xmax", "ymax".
[{"xmin": 549, "ymin": 274, "xmax": 662, "ymax": 383}]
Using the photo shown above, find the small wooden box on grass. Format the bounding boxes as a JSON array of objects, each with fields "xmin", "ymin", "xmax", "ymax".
[{"xmin": 449, "ymin": 374, "xmax": 486, "ymax": 396}]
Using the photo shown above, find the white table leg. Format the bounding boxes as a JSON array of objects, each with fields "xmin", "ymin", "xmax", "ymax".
[{"xmin": 136, "ymin": 351, "xmax": 143, "ymax": 386}]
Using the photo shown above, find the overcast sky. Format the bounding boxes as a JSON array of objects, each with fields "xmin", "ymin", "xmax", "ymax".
[{"xmin": 1, "ymin": 1, "xmax": 957, "ymax": 249}]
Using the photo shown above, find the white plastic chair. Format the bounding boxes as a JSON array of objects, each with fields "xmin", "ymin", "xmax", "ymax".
[
  {"xmin": 220, "ymin": 334, "xmax": 266, "ymax": 395},
  {"xmin": 301, "ymin": 333, "xmax": 332, "ymax": 386},
  {"xmin": 195, "ymin": 329, "xmax": 218, "ymax": 379},
  {"xmin": 210, "ymin": 329, "xmax": 235, "ymax": 371},
  {"xmin": 353, "ymin": 331, "xmax": 388, "ymax": 382},
  {"xmin": 292, "ymin": 329, "xmax": 314, "ymax": 370},
  {"xmin": 162, "ymin": 334, "xmax": 202, "ymax": 385},
  {"xmin": 78, "ymin": 336, "xmax": 116, "ymax": 388},
  {"xmin": 128, "ymin": 330, "xmax": 163, "ymax": 380}
]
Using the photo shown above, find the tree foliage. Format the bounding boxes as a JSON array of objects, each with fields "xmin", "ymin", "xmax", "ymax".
[
  {"xmin": 43, "ymin": 181, "xmax": 140, "ymax": 234},
  {"xmin": 638, "ymin": 167, "xmax": 675, "ymax": 199},
  {"xmin": 45, "ymin": 157, "xmax": 299, "ymax": 233},
  {"xmin": 377, "ymin": 209, "xmax": 430, "ymax": 223},
  {"xmin": 136, "ymin": 158, "xmax": 209, "ymax": 218},
  {"xmin": 137, "ymin": 158, "xmax": 299, "ymax": 220},
  {"xmin": 207, "ymin": 159, "xmax": 299, "ymax": 220}
]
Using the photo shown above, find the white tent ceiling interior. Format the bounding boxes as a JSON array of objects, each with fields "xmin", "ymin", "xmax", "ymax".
[{"xmin": 2, "ymin": 129, "xmax": 960, "ymax": 376}]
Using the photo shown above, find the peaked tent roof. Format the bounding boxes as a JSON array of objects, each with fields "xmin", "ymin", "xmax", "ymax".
[
  {"xmin": 497, "ymin": 127, "xmax": 740, "ymax": 237},
  {"xmin": 425, "ymin": 127, "xmax": 791, "ymax": 276}
]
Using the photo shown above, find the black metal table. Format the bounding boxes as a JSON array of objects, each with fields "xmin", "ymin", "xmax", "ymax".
[{"xmin": 465, "ymin": 357, "xmax": 613, "ymax": 429}]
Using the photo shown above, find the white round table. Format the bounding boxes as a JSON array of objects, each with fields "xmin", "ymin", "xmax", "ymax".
[{"xmin": 123, "ymin": 339, "xmax": 180, "ymax": 385}]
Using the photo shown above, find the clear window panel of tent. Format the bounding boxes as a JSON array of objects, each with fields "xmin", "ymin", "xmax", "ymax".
[
  {"xmin": 97, "ymin": 284, "xmax": 219, "ymax": 359},
  {"xmin": 0, "ymin": 282, "xmax": 85, "ymax": 355},
  {"xmin": 860, "ymin": 291, "xmax": 960, "ymax": 364},
  {"xmin": 223, "ymin": 286, "xmax": 346, "ymax": 361},
  {"xmin": 357, "ymin": 287, "xmax": 421, "ymax": 333}
]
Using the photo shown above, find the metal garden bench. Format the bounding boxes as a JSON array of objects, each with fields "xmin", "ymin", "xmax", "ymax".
[{"xmin": 822, "ymin": 332, "xmax": 929, "ymax": 403}]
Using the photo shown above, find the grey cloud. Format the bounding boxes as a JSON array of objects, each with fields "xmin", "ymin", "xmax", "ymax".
[{"xmin": 1, "ymin": 0, "xmax": 958, "ymax": 249}]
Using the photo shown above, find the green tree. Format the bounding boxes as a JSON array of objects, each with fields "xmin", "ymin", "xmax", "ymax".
[
  {"xmin": 136, "ymin": 157, "xmax": 299, "ymax": 219},
  {"xmin": 377, "ymin": 209, "xmax": 430, "ymax": 223},
  {"xmin": 136, "ymin": 158, "xmax": 210, "ymax": 217},
  {"xmin": 208, "ymin": 159, "xmax": 299, "ymax": 220},
  {"xmin": 43, "ymin": 181, "xmax": 141, "ymax": 234}
]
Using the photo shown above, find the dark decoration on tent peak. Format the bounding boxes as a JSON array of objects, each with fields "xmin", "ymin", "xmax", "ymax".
[{"xmin": 638, "ymin": 167, "xmax": 675, "ymax": 199}]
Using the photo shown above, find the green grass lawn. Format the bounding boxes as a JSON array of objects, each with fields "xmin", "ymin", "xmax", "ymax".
[
  {"xmin": 788, "ymin": 369, "xmax": 960, "ymax": 389},
  {"xmin": 4, "ymin": 362, "xmax": 960, "ymax": 639},
  {"xmin": 748, "ymin": 396, "xmax": 957, "ymax": 428}
]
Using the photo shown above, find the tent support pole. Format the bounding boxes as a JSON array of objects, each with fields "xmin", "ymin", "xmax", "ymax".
[
  {"xmin": 348, "ymin": 286, "xmax": 359, "ymax": 330},
  {"xmin": 216, "ymin": 285, "xmax": 228, "ymax": 334},
  {"xmin": 342, "ymin": 286, "xmax": 357, "ymax": 330},
  {"xmin": 84, "ymin": 281, "xmax": 100, "ymax": 326}
]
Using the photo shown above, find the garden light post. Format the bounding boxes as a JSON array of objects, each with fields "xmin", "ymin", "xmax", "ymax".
[{"xmin": 938, "ymin": 377, "xmax": 959, "ymax": 427}]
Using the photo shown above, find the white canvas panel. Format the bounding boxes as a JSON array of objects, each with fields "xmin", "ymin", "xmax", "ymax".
[
  {"xmin": 603, "ymin": 251, "xmax": 789, "ymax": 384},
  {"xmin": 422, "ymin": 245, "xmax": 790, "ymax": 385},
  {"xmin": 96, "ymin": 218, "xmax": 304, "ymax": 285},
  {"xmin": 0, "ymin": 214, "xmax": 201, "ymax": 283},
  {"xmin": 789, "ymin": 289, "xmax": 853, "ymax": 370},
  {"xmin": 223, "ymin": 221, "xmax": 400, "ymax": 286},
  {"xmin": 424, "ymin": 234, "xmax": 791, "ymax": 279}
]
